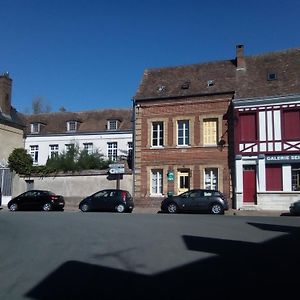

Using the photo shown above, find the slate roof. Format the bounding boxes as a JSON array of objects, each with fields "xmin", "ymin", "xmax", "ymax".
[
  {"xmin": 0, "ymin": 107, "xmax": 25, "ymax": 129},
  {"xmin": 22, "ymin": 108, "xmax": 132, "ymax": 135},
  {"xmin": 134, "ymin": 46, "xmax": 300, "ymax": 101}
]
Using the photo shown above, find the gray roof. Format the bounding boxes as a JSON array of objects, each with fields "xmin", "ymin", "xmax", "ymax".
[
  {"xmin": 0, "ymin": 107, "xmax": 25, "ymax": 129},
  {"xmin": 22, "ymin": 108, "xmax": 133, "ymax": 135},
  {"xmin": 134, "ymin": 47, "xmax": 300, "ymax": 101}
]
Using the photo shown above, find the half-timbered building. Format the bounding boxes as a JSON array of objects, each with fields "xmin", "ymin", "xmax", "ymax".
[{"xmin": 233, "ymin": 47, "xmax": 300, "ymax": 210}]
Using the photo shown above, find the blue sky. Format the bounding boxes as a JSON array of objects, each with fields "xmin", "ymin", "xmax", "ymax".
[{"xmin": 1, "ymin": 0, "xmax": 300, "ymax": 113}]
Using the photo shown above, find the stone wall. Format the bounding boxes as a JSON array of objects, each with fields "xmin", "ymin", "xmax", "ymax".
[{"xmin": 11, "ymin": 171, "xmax": 133, "ymax": 209}]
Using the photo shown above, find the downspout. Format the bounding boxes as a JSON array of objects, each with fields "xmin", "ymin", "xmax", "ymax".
[{"xmin": 131, "ymin": 98, "xmax": 136, "ymax": 199}]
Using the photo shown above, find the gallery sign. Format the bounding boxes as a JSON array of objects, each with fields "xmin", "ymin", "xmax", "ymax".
[{"xmin": 265, "ymin": 154, "xmax": 300, "ymax": 164}]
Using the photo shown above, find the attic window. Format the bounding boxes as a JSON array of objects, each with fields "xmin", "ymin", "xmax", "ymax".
[
  {"xmin": 267, "ymin": 72, "xmax": 277, "ymax": 81},
  {"xmin": 108, "ymin": 120, "xmax": 118, "ymax": 130},
  {"xmin": 207, "ymin": 80, "xmax": 215, "ymax": 87},
  {"xmin": 157, "ymin": 85, "xmax": 166, "ymax": 93},
  {"xmin": 31, "ymin": 123, "xmax": 40, "ymax": 134},
  {"xmin": 67, "ymin": 121, "xmax": 78, "ymax": 132},
  {"xmin": 181, "ymin": 82, "xmax": 190, "ymax": 89}
]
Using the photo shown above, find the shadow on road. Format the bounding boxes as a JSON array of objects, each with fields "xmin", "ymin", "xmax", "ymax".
[{"xmin": 26, "ymin": 222, "xmax": 300, "ymax": 299}]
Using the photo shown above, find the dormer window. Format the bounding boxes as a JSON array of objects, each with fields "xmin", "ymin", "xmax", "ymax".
[
  {"xmin": 31, "ymin": 123, "xmax": 40, "ymax": 134},
  {"xmin": 107, "ymin": 120, "xmax": 118, "ymax": 130},
  {"xmin": 181, "ymin": 81, "xmax": 190, "ymax": 89},
  {"xmin": 67, "ymin": 120, "xmax": 78, "ymax": 132},
  {"xmin": 267, "ymin": 72, "xmax": 277, "ymax": 81},
  {"xmin": 207, "ymin": 80, "xmax": 215, "ymax": 87},
  {"xmin": 157, "ymin": 85, "xmax": 166, "ymax": 93}
]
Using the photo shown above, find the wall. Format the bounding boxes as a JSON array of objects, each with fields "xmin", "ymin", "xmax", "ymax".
[
  {"xmin": 0, "ymin": 123, "xmax": 24, "ymax": 162},
  {"xmin": 10, "ymin": 172, "xmax": 133, "ymax": 208},
  {"xmin": 236, "ymin": 192, "xmax": 299, "ymax": 211}
]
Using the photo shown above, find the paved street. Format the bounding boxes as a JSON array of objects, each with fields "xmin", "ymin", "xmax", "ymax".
[{"xmin": 0, "ymin": 211, "xmax": 299, "ymax": 299}]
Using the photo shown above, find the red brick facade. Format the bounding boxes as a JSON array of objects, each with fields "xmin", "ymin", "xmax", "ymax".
[{"xmin": 133, "ymin": 94, "xmax": 233, "ymax": 208}]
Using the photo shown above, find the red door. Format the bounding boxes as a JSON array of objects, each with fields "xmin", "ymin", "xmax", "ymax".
[{"xmin": 243, "ymin": 166, "xmax": 256, "ymax": 203}]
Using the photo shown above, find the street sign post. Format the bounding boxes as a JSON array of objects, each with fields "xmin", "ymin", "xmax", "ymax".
[{"xmin": 108, "ymin": 164, "xmax": 125, "ymax": 189}]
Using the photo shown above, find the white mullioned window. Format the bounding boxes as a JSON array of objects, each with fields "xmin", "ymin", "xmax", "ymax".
[
  {"xmin": 31, "ymin": 123, "xmax": 40, "ymax": 134},
  {"xmin": 107, "ymin": 142, "xmax": 118, "ymax": 161},
  {"xmin": 152, "ymin": 121, "xmax": 164, "ymax": 147},
  {"xmin": 203, "ymin": 119, "xmax": 218, "ymax": 145},
  {"xmin": 30, "ymin": 145, "xmax": 39, "ymax": 164},
  {"xmin": 83, "ymin": 143, "xmax": 93, "ymax": 154},
  {"xmin": 65, "ymin": 144, "xmax": 75, "ymax": 152},
  {"xmin": 67, "ymin": 121, "xmax": 77, "ymax": 132},
  {"xmin": 108, "ymin": 120, "xmax": 118, "ymax": 130},
  {"xmin": 177, "ymin": 120, "xmax": 190, "ymax": 146},
  {"xmin": 49, "ymin": 144, "xmax": 59, "ymax": 158},
  {"xmin": 151, "ymin": 169, "xmax": 163, "ymax": 195},
  {"xmin": 204, "ymin": 168, "xmax": 218, "ymax": 190}
]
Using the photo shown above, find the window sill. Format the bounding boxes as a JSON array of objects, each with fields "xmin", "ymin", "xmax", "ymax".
[
  {"xmin": 149, "ymin": 193, "xmax": 164, "ymax": 197},
  {"xmin": 176, "ymin": 145, "xmax": 191, "ymax": 148}
]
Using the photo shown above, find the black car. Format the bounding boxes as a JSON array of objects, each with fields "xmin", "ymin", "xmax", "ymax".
[
  {"xmin": 7, "ymin": 190, "xmax": 65, "ymax": 211},
  {"xmin": 79, "ymin": 189, "xmax": 134, "ymax": 213},
  {"xmin": 161, "ymin": 189, "xmax": 229, "ymax": 215},
  {"xmin": 289, "ymin": 200, "xmax": 300, "ymax": 216}
]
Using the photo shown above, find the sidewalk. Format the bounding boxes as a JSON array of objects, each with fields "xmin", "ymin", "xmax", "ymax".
[
  {"xmin": 0, "ymin": 205, "xmax": 290, "ymax": 216},
  {"xmin": 132, "ymin": 206, "xmax": 289, "ymax": 216}
]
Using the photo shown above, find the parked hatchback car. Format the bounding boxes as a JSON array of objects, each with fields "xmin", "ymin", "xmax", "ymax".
[
  {"xmin": 7, "ymin": 190, "xmax": 65, "ymax": 211},
  {"xmin": 79, "ymin": 189, "xmax": 134, "ymax": 213},
  {"xmin": 161, "ymin": 189, "xmax": 229, "ymax": 215},
  {"xmin": 289, "ymin": 200, "xmax": 300, "ymax": 216}
]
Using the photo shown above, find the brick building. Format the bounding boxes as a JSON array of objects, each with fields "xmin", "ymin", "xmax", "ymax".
[
  {"xmin": 133, "ymin": 45, "xmax": 300, "ymax": 210},
  {"xmin": 132, "ymin": 48, "xmax": 239, "ymax": 208}
]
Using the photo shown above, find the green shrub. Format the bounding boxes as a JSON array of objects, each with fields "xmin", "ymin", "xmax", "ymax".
[{"xmin": 8, "ymin": 148, "xmax": 33, "ymax": 175}]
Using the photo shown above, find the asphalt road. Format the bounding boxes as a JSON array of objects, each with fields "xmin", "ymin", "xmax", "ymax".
[{"xmin": 0, "ymin": 211, "xmax": 299, "ymax": 299}]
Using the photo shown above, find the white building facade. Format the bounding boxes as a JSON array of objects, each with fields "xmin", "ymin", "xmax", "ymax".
[{"xmin": 23, "ymin": 109, "xmax": 133, "ymax": 166}]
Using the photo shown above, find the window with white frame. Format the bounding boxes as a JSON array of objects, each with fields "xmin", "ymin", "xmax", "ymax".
[
  {"xmin": 83, "ymin": 143, "xmax": 93, "ymax": 154},
  {"xmin": 151, "ymin": 169, "xmax": 163, "ymax": 195},
  {"xmin": 152, "ymin": 121, "xmax": 164, "ymax": 147},
  {"xmin": 30, "ymin": 123, "xmax": 40, "ymax": 134},
  {"xmin": 203, "ymin": 119, "xmax": 218, "ymax": 145},
  {"xmin": 177, "ymin": 120, "xmax": 190, "ymax": 146},
  {"xmin": 107, "ymin": 120, "xmax": 118, "ymax": 130},
  {"xmin": 30, "ymin": 145, "xmax": 39, "ymax": 164},
  {"xmin": 204, "ymin": 168, "xmax": 218, "ymax": 190},
  {"xmin": 49, "ymin": 144, "xmax": 59, "ymax": 158},
  {"xmin": 67, "ymin": 121, "xmax": 77, "ymax": 132},
  {"xmin": 107, "ymin": 142, "xmax": 118, "ymax": 161},
  {"xmin": 65, "ymin": 144, "xmax": 75, "ymax": 152}
]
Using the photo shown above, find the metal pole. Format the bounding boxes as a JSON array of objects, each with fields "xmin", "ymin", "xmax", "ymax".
[{"xmin": 116, "ymin": 174, "xmax": 120, "ymax": 190}]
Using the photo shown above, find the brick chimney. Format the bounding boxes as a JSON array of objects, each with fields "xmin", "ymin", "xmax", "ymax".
[
  {"xmin": 236, "ymin": 44, "xmax": 246, "ymax": 70},
  {"xmin": 0, "ymin": 72, "xmax": 12, "ymax": 116}
]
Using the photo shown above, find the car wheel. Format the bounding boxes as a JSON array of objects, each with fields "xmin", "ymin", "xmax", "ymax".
[
  {"xmin": 80, "ymin": 203, "xmax": 89, "ymax": 212},
  {"xmin": 167, "ymin": 202, "xmax": 178, "ymax": 214},
  {"xmin": 42, "ymin": 203, "xmax": 52, "ymax": 211},
  {"xmin": 116, "ymin": 204, "xmax": 125, "ymax": 213},
  {"xmin": 210, "ymin": 203, "xmax": 224, "ymax": 215},
  {"xmin": 9, "ymin": 203, "xmax": 18, "ymax": 212}
]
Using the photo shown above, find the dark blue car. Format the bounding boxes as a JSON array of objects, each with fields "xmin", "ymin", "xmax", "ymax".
[{"xmin": 79, "ymin": 189, "xmax": 134, "ymax": 213}]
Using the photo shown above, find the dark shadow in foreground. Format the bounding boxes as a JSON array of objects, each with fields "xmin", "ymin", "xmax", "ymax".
[{"xmin": 26, "ymin": 222, "xmax": 300, "ymax": 300}]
